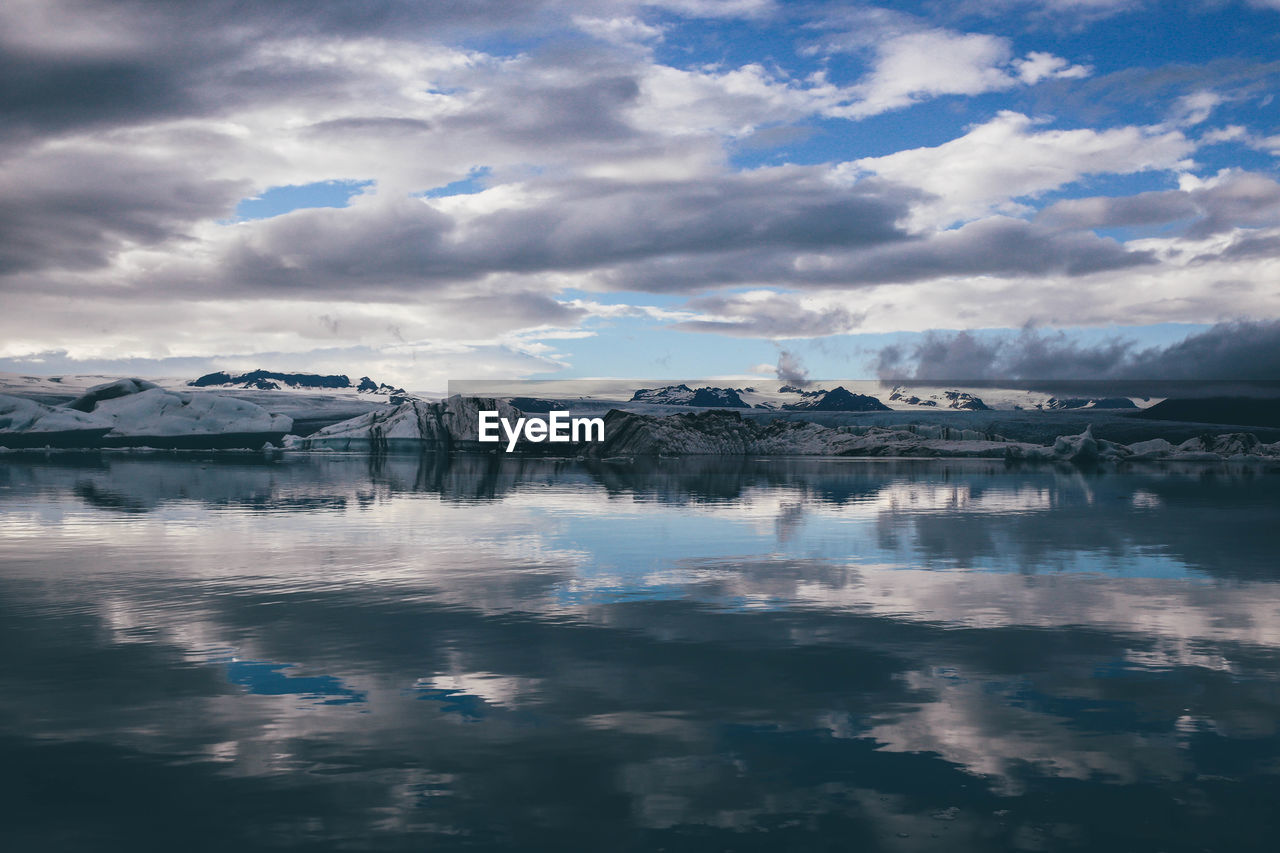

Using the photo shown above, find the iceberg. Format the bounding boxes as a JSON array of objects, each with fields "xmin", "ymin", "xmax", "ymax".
[
  {"xmin": 291, "ymin": 396, "xmax": 521, "ymax": 452},
  {"xmin": 0, "ymin": 395, "xmax": 113, "ymax": 447},
  {"xmin": 2, "ymin": 378, "xmax": 293, "ymax": 449},
  {"xmin": 586, "ymin": 410, "xmax": 1029, "ymax": 458},
  {"xmin": 94, "ymin": 387, "xmax": 292, "ymax": 445}
]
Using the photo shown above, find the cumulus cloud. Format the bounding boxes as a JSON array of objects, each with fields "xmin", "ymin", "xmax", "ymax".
[
  {"xmin": 841, "ymin": 111, "xmax": 1196, "ymax": 227},
  {"xmin": 0, "ymin": 0, "xmax": 1274, "ymax": 381},
  {"xmin": 1014, "ymin": 51, "xmax": 1092, "ymax": 84},
  {"xmin": 95, "ymin": 167, "xmax": 915, "ymax": 300},
  {"xmin": 814, "ymin": 18, "xmax": 1091, "ymax": 119}
]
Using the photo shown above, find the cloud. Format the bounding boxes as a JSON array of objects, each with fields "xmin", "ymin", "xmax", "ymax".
[
  {"xmin": 815, "ymin": 21, "xmax": 1090, "ymax": 119},
  {"xmin": 671, "ymin": 291, "xmax": 865, "ymax": 338},
  {"xmin": 35, "ymin": 166, "xmax": 915, "ymax": 301},
  {"xmin": 841, "ymin": 111, "xmax": 1196, "ymax": 227},
  {"xmin": 774, "ymin": 349, "xmax": 809, "ymax": 385},
  {"xmin": 875, "ymin": 321, "xmax": 1280, "ymax": 380},
  {"xmin": 1029, "ymin": 58, "xmax": 1280, "ymax": 127},
  {"xmin": 1013, "ymin": 50, "xmax": 1092, "ymax": 84},
  {"xmin": 945, "ymin": 0, "xmax": 1144, "ymax": 30},
  {"xmin": 573, "ymin": 15, "xmax": 665, "ymax": 45},
  {"xmin": 0, "ymin": 0, "xmax": 1274, "ymax": 381},
  {"xmin": 845, "ymin": 30, "xmax": 1020, "ymax": 116},
  {"xmin": 0, "ymin": 146, "xmax": 249, "ymax": 274},
  {"xmin": 1168, "ymin": 90, "xmax": 1224, "ymax": 126},
  {"xmin": 1037, "ymin": 170, "xmax": 1280, "ymax": 238},
  {"xmin": 818, "ymin": 216, "xmax": 1153, "ymax": 282},
  {"xmin": 642, "ymin": 0, "xmax": 774, "ymax": 18}
]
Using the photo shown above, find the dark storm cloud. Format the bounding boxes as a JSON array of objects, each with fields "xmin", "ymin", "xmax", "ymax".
[
  {"xmin": 0, "ymin": 0, "xmax": 612, "ymax": 143},
  {"xmin": 824, "ymin": 217, "xmax": 1153, "ymax": 284},
  {"xmin": 1120, "ymin": 320, "xmax": 1280, "ymax": 380},
  {"xmin": 0, "ymin": 148, "xmax": 248, "ymax": 275},
  {"xmin": 876, "ymin": 320, "xmax": 1280, "ymax": 381},
  {"xmin": 146, "ymin": 170, "xmax": 916, "ymax": 298},
  {"xmin": 613, "ymin": 215, "xmax": 1152, "ymax": 294},
  {"xmin": 0, "ymin": 51, "xmax": 195, "ymax": 144}
]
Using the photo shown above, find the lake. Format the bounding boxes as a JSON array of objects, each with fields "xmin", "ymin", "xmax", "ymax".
[{"xmin": 2, "ymin": 453, "xmax": 1279, "ymax": 851}]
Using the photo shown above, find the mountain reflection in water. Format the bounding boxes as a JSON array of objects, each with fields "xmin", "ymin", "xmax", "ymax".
[{"xmin": 1, "ymin": 453, "xmax": 1278, "ymax": 852}]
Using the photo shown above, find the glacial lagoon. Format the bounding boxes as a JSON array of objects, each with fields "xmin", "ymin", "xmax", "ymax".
[{"xmin": 2, "ymin": 453, "xmax": 1279, "ymax": 851}]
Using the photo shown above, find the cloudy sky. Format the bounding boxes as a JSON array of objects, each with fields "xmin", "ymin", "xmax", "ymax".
[{"xmin": 3, "ymin": 0, "xmax": 1279, "ymax": 387}]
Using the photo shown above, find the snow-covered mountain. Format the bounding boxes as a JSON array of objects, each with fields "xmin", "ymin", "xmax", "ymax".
[
  {"xmin": 630, "ymin": 384, "xmax": 750, "ymax": 408},
  {"xmin": 888, "ymin": 387, "xmax": 990, "ymax": 410},
  {"xmin": 1043, "ymin": 396, "xmax": 1138, "ymax": 410},
  {"xmin": 630, "ymin": 383, "xmax": 891, "ymax": 412},
  {"xmin": 190, "ymin": 369, "xmax": 406, "ymax": 399},
  {"xmin": 778, "ymin": 386, "xmax": 892, "ymax": 412}
]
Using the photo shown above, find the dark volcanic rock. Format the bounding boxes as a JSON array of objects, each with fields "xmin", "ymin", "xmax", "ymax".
[
  {"xmin": 508, "ymin": 397, "xmax": 559, "ymax": 413},
  {"xmin": 356, "ymin": 376, "xmax": 407, "ymax": 397},
  {"xmin": 1132, "ymin": 396, "xmax": 1280, "ymax": 429}
]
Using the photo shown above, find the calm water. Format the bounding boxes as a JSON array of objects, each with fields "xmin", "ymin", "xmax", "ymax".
[{"xmin": 2, "ymin": 453, "xmax": 1279, "ymax": 851}]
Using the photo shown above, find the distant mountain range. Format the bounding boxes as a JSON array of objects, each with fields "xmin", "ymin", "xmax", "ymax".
[
  {"xmin": 779, "ymin": 386, "xmax": 891, "ymax": 412},
  {"xmin": 630, "ymin": 384, "xmax": 750, "ymax": 408},
  {"xmin": 190, "ymin": 370, "xmax": 405, "ymax": 398},
  {"xmin": 632, "ymin": 383, "xmax": 892, "ymax": 412},
  {"xmin": 1043, "ymin": 396, "xmax": 1138, "ymax": 410},
  {"xmin": 889, "ymin": 387, "xmax": 990, "ymax": 410}
]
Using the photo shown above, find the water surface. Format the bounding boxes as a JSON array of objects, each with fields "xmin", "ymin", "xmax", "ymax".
[{"xmin": 2, "ymin": 453, "xmax": 1279, "ymax": 851}]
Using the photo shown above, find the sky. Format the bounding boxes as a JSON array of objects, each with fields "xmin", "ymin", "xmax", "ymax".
[{"xmin": 2, "ymin": 0, "xmax": 1279, "ymax": 389}]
